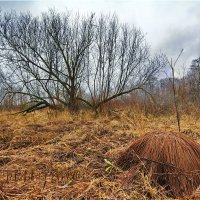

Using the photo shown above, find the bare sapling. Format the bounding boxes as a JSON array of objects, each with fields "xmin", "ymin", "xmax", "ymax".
[{"xmin": 167, "ymin": 49, "xmax": 183, "ymax": 132}]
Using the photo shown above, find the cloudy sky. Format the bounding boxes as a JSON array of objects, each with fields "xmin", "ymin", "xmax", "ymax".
[{"xmin": 0, "ymin": 0, "xmax": 199, "ymax": 76}]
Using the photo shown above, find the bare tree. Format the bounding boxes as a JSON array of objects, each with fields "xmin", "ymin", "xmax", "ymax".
[
  {"xmin": 81, "ymin": 15, "xmax": 165, "ymax": 113},
  {"xmin": 187, "ymin": 57, "xmax": 200, "ymax": 106},
  {"xmin": 0, "ymin": 10, "xmax": 94, "ymax": 112},
  {"xmin": 167, "ymin": 49, "xmax": 183, "ymax": 132},
  {"xmin": 0, "ymin": 11, "xmax": 163, "ymax": 113}
]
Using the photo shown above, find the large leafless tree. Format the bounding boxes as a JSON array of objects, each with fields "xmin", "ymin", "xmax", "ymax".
[
  {"xmin": 0, "ymin": 10, "xmax": 95, "ymax": 112},
  {"xmin": 81, "ymin": 15, "xmax": 165, "ymax": 112},
  {"xmin": 0, "ymin": 10, "xmax": 164, "ymax": 112}
]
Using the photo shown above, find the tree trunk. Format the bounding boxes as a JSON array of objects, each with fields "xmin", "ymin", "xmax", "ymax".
[{"xmin": 68, "ymin": 83, "xmax": 78, "ymax": 112}]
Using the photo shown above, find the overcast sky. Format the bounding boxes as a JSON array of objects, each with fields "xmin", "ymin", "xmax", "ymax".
[{"xmin": 0, "ymin": 0, "xmax": 199, "ymax": 76}]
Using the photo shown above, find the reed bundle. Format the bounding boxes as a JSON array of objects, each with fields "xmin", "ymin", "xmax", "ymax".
[{"xmin": 117, "ymin": 131, "xmax": 200, "ymax": 197}]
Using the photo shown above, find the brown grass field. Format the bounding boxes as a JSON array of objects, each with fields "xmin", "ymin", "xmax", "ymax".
[{"xmin": 0, "ymin": 109, "xmax": 200, "ymax": 199}]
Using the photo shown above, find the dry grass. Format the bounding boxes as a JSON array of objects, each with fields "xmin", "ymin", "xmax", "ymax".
[
  {"xmin": 117, "ymin": 131, "xmax": 200, "ymax": 198},
  {"xmin": 0, "ymin": 109, "xmax": 199, "ymax": 199}
]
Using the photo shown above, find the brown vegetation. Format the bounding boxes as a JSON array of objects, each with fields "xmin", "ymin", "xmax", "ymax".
[
  {"xmin": 0, "ymin": 7, "xmax": 199, "ymax": 200},
  {"xmin": 0, "ymin": 110, "xmax": 199, "ymax": 199},
  {"xmin": 117, "ymin": 131, "xmax": 200, "ymax": 198}
]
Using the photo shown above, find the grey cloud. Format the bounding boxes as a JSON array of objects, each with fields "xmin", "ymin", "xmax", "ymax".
[
  {"xmin": 155, "ymin": 6, "xmax": 200, "ymax": 68},
  {"xmin": 0, "ymin": 1, "xmax": 36, "ymax": 12},
  {"xmin": 0, "ymin": 0, "xmax": 199, "ymax": 71},
  {"xmin": 160, "ymin": 27, "xmax": 200, "ymax": 55}
]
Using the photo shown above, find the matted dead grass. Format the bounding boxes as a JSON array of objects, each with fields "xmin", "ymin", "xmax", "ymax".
[
  {"xmin": 0, "ymin": 109, "xmax": 199, "ymax": 199},
  {"xmin": 117, "ymin": 131, "xmax": 200, "ymax": 198}
]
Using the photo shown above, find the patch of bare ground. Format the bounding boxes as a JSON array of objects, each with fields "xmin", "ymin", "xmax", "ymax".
[{"xmin": 0, "ymin": 110, "xmax": 199, "ymax": 199}]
